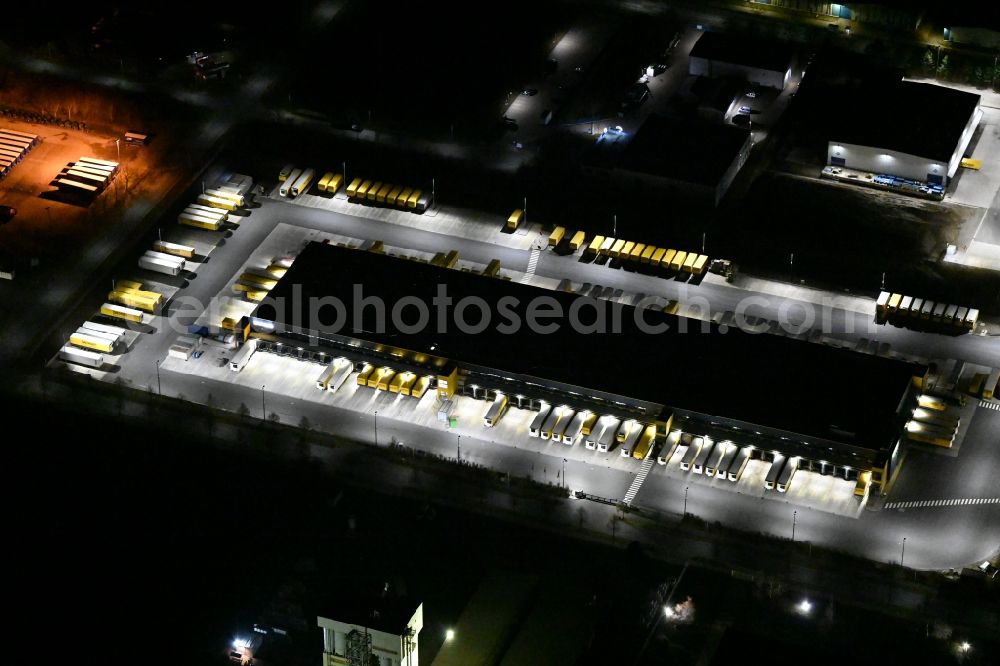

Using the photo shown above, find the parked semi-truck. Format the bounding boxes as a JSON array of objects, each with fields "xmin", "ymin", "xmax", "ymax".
[
  {"xmin": 596, "ymin": 417, "xmax": 621, "ymax": 452},
  {"xmin": 101, "ymin": 302, "xmax": 144, "ymax": 323},
  {"xmin": 280, "ymin": 169, "xmax": 303, "ymax": 196},
  {"xmin": 328, "ymin": 360, "xmax": 353, "ymax": 392},
  {"xmin": 776, "ymin": 457, "xmax": 799, "ymax": 492},
  {"xmin": 140, "ymin": 253, "xmax": 183, "ymax": 276},
  {"xmin": 728, "ymin": 446, "xmax": 752, "ymax": 481},
  {"xmin": 657, "ymin": 430, "xmax": 682, "ymax": 464},
  {"xmin": 197, "ymin": 193, "xmax": 238, "ymax": 211},
  {"xmin": 483, "ymin": 393, "xmax": 509, "ymax": 427},
  {"xmin": 70, "ymin": 331, "xmax": 114, "ymax": 353},
  {"xmin": 691, "ymin": 438, "xmax": 714, "ymax": 474},
  {"xmin": 764, "ymin": 454, "xmax": 786, "ymax": 490},
  {"xmin": 620, "ymin": 421, "xmax": 643, "ymax": 457},
  {"xmin": 632, "ymin": 424, "xmax": 656, "ymax": 460},
  {"xmin": 290, "ymin": 168, "xmax": 316, "ymax": 197},
  {"xmin": 540, "ymin": 406, "xmax": 565, "ymax": 440},
  {"xmin": 680, "ymin": 436, "xmax": 703, "ymax": 471},
  {"xmin": 705, "ymin": 440, "xmax": 728, "ymax": 476},
  {"xmin": 713, "ymin": 442, "xmax": 737, "ymax": 478},
  {"xmin": 562, "ymin": 411, "xmax": 587, "ymax": 444},
  {"xmin": 59, "ymin": 345, "xmax": 104, "ymax": 369},
  {"xmin": 153, "ymin": 240, "xmax": 195, "ymax": 259},
  {"xmin": 229, "ymin": 338, "xmax": 258, "ymax": 372},
  {"xmin": 568, "ymin": 231, "xmax": 586, "ymax": 251}
]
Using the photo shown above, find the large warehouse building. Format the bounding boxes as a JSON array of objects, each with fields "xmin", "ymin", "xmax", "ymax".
[
  {"xmin": 688, "ymin": 31, "xmax": 797, "ymax": 90},
  {"xmin": 827, "ymin": 81, "xmax": 982, "ymax": 186},
  {"xmin": 251, "ymin": 242, "xmax": 927, "ymax": 495},
  {"xmin": 615, "ymin": 115, "xmax": 752, "ymax": 206}
]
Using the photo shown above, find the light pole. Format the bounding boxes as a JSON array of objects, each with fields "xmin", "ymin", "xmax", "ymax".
[
  {"xmin": 432, "ymin": 177, "xmax": 436, "ymax": 206},
  {"xmin": 901, "ymin": 536, "xmax": 906, "ymax": 567},
  {"xmin": 792, "ymin": 510, "xmax": 797, "ymax": 541},
  {"xmin": 683, "ymin": 486, "xmax": 689, "ymax": 515},
  {"xmin": 562, "ymin": 457, "xmax": 567, "ymax": 488},
  {"xmin": 790, "ymin": 252, "xmax": 794, "ymax": 273},
  {"xmin": 457, "ymin": 434, "xmax": 461, "ymax": 461},
  {"xmin": 701, "ymin": 231, "xmax": 706, "ymax": 253},
  {"xmin": 261, "ymin": 385, "xmax": 266, "ymax": 419},
  {"xmin": 523, "ymin": 196, "xmax": 527, "ymax": 225},
  {"xmin": 374, "ymin": 410, "xmax": 379, "ymax": 446},
  {"xmin": 115, "ymin": 138, "xmax": 120, "ymax": 161},
  {"xmin": 613, "ymin": 214, "xmax": 617, "ymax": 237},
  {"xmin": 155, "ymin": 359, "xmax": 161, "ymax": 395}
]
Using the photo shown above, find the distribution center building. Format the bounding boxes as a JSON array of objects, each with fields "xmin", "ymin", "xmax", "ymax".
[
  {"xmin": 615, "ymin": 115, "xmax": 752, "ymax": 206},
  {"xmin": 688, "ymin": 30, "xmax": 797, "ymax": 90},
  {"xmin": 827, "ymin": 81, "xmax": 981, "ymax": 186},
  {"xmin": 252, "ymin": 242, "xmax": 927, "ymax": 494}
]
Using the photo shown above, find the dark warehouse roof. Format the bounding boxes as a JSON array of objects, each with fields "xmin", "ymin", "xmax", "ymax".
[
  {"xmin": 690, "ymin": 30, "xmax": 796, "ymax": 73},
  {"xmin": 318, "ymin": 591, "xmax": 419, "ymax": 636},
  {"xmin": 831, "ymin": 81, "xmax": 980, "ymax": 162},
  {"xmin": 255, "ymin": 242, "xmax": 924, "ymax": 452},
  {"xmin": 620, "ymin": 115, "xmax": 750, "ymax": 187}
]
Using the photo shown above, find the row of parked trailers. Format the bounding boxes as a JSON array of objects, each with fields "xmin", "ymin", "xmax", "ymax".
[
  {"xmin": 59, "ymin": 320, "xmax": 129, "ymax": 369},
  {"xmin": 0, "ymin": 128, "xmax": 39, "ymax": 180},
  {"xmin": 345, "ymin": 178, "xmax": 431, "ymax": 212},
  {"xmin": 904, "ymin": 393, "xmax": 964, "ymax": 448},
  {"xmin": 355, "ymin": 363, "xmax": 432, "ymax": 399},
  {"xmin": 54, "ymin": 157, "xmax": 118, "ymax": 196},
  {"xmin": 876, "ymin": 291, "xmax": 978, "ymax": 331},
  {"xmin": 179, "ymin": 176, "xmax": 253, "ymax": 230},
  {"xmin": 586, "ymin": 235, "xmax": 709, "ymax": 276},
  {"xmin": 525, "ymin": 406, "xmax": 658, "ymax": 460}
]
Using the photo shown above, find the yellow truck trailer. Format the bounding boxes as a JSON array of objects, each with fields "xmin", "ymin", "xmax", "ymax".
[
  {"xmin": 660, "ymin": 249, "xmax": 676, "ymax": 269},
  {"xmin": 399, "ymin": 372, "xmax": 418, "ymax": 396},
  {"xmin": 326, "ymin": 173, "xmax": 343, "ymax": 194},
  {"xmin": 374, "ymin": 368, "xmax": 395, "ymax": 390},
  {"xmin": 580, "ymin": 412, "xmax": 598, "ymax": 436},
  {"xmin": 443, "ymin": 250, "xmax": 459, "ymax": 268},
  {"xmin": 483, "ymin": 259, "xmax": 501, "ymax": 277},
  {"xmin": 587, "ymin": 235, "xmax": 605, "ymax": 255},
  {"xmin": 611, "ymin": 239, "xmax": 626, "ymax": 258},
  {"xmin": 388, "ymin": 373, "xmax": 406, "ymax": 393},
  {"xmin": 101, "ymin": 302, "xmax": 143, "ymax": 323},
  {"xmin": 683, "ymin": 252, "xmax": 697, "ymax": 272},
  {"xmin": 406, "ymin": 190, "xmax": 422, "ymax": 209},
  {"xmin": 239, "ymin": 273, "xmax": 278, "ymax": 289},
  {"xmin": 385, "ymin": 185, "xmax": 402, "ymax": 205},
  {"xmin": 366, "ymin": 182, "xmax": 383, "ymax": 202},
  {"xmin": 568, "ymin": 231, "xmax": 586, "ymax": 251},
  {"xmin": 633, "ymin": 424, "xmax": 656, "ymax": 460},
  {"xmin": 692, "ymin": 254, "xmax": 708, "ymax": 275},
  {"xmin": 396, "ymin": 188, "xmax": 413, "ymax": 208},
  {"xmin": 629, "ymin": 244, "xmax": 646, "ymax": 262},
  {"xmin": 411, "ymin": 375, "xmax": 431, "ymax": 399},
  {"xmin": 346, "ymin": 178, "xmax": 362, "ymax": 197},
  {"xmin": 622, "ymin": 241, "xmax": 635, "ymax": 257},
  {"xmin": 356, "ymin": 180, "xmax": 373, "ymax": 199},
  {"xmin": 376, "ymin": 183, "xmax": 393, "ymax": 203},
  {"xmin": 548, "ymin": 226, "xmax": 566, "ymax": 246},
  {"xmin": 317, "ymin": 172, "xmax": 334, "ymax": 191},
  {"xmin": 356, "ymin": 363, "xmax": 374, "ymax": 386},
  {"xmin": 117, "ymin": 280, "xmax": 143, "ymax": 291},
  {"xmin": 70, "ymin": 333, "xmax": 113, "ymax": 353},
  {"xmin": 651, "ymin": 247, "xmax": 665, "ymax": 265},
  {"xmin": 670, "ymin": 251, "xmax": 687, "ymax": 272},
  {"xmin": 640, "ymin": 246, "xmax": 656, "ymax": 264}
]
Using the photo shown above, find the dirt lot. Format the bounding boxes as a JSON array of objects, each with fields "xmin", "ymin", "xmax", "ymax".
[{"xmin": 0, "ymin": 119, "xmax": 163, "ymax": 263}]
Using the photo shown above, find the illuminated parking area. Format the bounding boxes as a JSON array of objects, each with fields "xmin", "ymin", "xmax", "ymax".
[{"xmin": 647, "ymin": 438, "xmax": 861, "ymax": 517}]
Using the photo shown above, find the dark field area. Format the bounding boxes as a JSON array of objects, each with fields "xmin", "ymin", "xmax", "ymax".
[
  {"xmin": 7, "ymin": 383, "xmax": 999, "ymax": 665},
  {"xmin": 281, "ymin": 0, "xmax": 567, "ymax": 140}
]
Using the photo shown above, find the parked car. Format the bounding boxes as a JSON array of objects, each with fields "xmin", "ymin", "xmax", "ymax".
[
  {"xmin": 0, "ymin": 205, "xmax": 16, "ymax": 224},
  {"xmin": 521, "ymin": 88, "xmax": 538, "ymax": 96},
  {"xmin": 737, "ymin": 105, "xmax": 752, "ymax": 114}
]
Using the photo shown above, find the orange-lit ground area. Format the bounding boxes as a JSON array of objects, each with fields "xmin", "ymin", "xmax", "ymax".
[{"xmin": 0, "ymin": 119, "xmax": 165, "ymax": 262}]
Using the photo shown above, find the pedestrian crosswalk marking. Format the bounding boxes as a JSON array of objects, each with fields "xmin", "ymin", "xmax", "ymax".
[
  {"xmin": 980, "ymin": 400, "xmax": 1000, "ymax": 411},
  {"xmin": 885, "ymin": 497, "xmax": 1000, "ymax": 510},
  {"xmin": 520, "ymin": 249, "xmax": 541, "ymax": 284}
]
